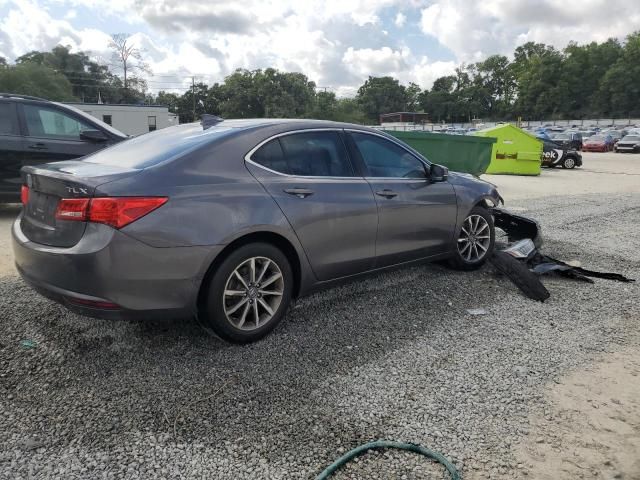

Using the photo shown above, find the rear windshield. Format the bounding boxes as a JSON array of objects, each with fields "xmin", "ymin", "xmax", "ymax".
[{"xmin": 84, "ymin": 123, "xmax": 236, "ymax": 169}]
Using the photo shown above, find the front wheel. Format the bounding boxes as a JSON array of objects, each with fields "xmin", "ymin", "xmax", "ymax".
[
  {"xmin": 202, "ymin": 243, "xmax": 293, "ymax": 343},
  {"xmin": 448, "ymin": 206, "xmax": 495, "ymax": 271}
]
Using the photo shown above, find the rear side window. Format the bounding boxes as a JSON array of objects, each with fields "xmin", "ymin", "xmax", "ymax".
[
  {"xmin": 23, "ymin": 104, "xmax": 93, "ymax": 139},
  {"xmin": 0, "ymin": 102, "xmax": 18, "ymax": 135},
  {"xmin": 251, "ymin": 138, "xmax": 288, "ymax": 173},
  {"xmin": 252, "ymin": 131, "xmax": 354, "ymax": 177}
]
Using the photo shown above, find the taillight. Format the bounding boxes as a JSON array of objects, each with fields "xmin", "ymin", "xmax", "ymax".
[
  {"xmin": 21, "ymin": 185, "xmax": 29, "ymax": 205},
  {"xmin": 89, "ymin": 197, "xmax": 168, "ymax": 229},
  {"xmin": 55, "ymin": 198, "xmax": 90, "ymax": 221},
  {"xmin": 54, "ymin": 197, "xmax": 167, "ymax": 229}
]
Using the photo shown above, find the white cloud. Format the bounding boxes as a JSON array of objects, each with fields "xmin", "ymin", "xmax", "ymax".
[
  {"xmin": 343, "ymin": 46, "xmax": 410, "ymax": 77},
  {"xmin": 420, "ymin": 0, "xmax": 640, "ymax": 61},
  {"xmin": 3, "ymin": 0, "xmax": 640, "ymax": 97}
]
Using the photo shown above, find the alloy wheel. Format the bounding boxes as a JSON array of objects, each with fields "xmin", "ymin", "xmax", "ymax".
[
  {"xmin": 457, "ymin": 214, "xmax": 491, "ymax": 262},
  {"xmin": 564, "ymin": 157, "xmax": 575, "ymax": 168},
  {"xmin": 223, "ymin": 256, "xmax": 284, "ymax": 330}
]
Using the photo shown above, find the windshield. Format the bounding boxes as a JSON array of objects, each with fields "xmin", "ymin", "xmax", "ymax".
[
  {"xmin": 84, "ymin": 123, "xmax": 238, "ymax": 169},
  {"xmin": 590, "ymin": 136, "xmax": 605, "ymax": 141},
  {"xmin": 552, "ymin": 134, "xmax": 570, "ymax": 140},
  {"xmin": 53, "ymin": 102, "xmax": 127, "ymax": 138},
  {"xmin": 622, "ymin": 135, "xmax": 640, "ymax": 142}
]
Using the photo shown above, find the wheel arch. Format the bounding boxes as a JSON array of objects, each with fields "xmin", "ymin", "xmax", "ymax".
[{"xmin": 196, "ymin": 230, "xmax": 303, "ymax": 318}]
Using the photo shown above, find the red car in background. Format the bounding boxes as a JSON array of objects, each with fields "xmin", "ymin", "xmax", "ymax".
[{"xmin": 582, "ymin": 134, "xmax": 614, "ymax": 152}]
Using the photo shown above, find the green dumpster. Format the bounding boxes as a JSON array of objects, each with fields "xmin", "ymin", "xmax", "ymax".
[
  {"xmin": 472, "ymin": 124, "xmax": 543, "ymax": 176},
  {"xmin": 386, "ymin": 130, "xmax": 496, "ymax": 176}
]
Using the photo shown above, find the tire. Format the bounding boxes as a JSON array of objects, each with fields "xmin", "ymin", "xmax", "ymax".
[
  {"xmin": 202, "ymin": 243, "xmax": 293, "ymax": 343},
  {"xmin": 562, "ymin": 156, "xmax": 576, "ymax": 169},
  {"xmin": 448, "ymin": 206, "xmax": 495, "ymax": 271}
]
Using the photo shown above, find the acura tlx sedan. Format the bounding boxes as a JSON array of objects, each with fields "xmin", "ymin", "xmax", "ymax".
[{"xmin": 12, "ymin": 119, "xmax": 501, "ymax": 343}]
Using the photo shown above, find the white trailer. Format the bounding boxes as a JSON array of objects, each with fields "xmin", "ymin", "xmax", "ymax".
[{"xmin": 63, "ymin": 103, "xmax": 179, "ymax": 136}]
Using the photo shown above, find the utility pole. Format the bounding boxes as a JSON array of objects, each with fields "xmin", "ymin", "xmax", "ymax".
[{"xmin": 192, "ymin": 76, "xmax": 196, "ymax": 121}]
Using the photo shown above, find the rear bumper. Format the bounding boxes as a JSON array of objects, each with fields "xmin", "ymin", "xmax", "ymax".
[{"xmin": 12, "ymin": 214, "xmax": 223, "ymax": 320}]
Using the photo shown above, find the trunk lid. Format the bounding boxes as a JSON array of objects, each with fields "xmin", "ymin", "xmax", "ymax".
[{"xmin": 21, "ymin": 160, "xmax": 138, "ymax": 247}]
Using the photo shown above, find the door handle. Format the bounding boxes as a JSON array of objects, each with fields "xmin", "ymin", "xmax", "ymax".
[
  {"xmin": 375, "ymin": 189, "xmax": 398, "ymax": 199},
  {"xmin": 28, "ymin": 143, "xmax": 48, "ymax": 150},
  {"xmin": 283, "ymin": 187, "xmax": 314, "ymax": 198}
]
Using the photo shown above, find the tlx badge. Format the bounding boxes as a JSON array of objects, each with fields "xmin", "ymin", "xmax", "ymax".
[{"xmin": 66, "ymin": 186, "xmax": 89, "ymax": 195}]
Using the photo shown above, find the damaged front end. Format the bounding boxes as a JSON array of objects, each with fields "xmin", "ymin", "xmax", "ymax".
[
  {"xmin": 492, "ymin": 207, "xmax": 543, "ymax": 249},
  {"xmin": 487, "ymin": 207, "xmax": 633, "ymax": 302}
]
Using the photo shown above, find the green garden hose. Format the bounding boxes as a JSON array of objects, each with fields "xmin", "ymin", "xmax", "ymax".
[{"xmin": 315, "ymin": 440, "xmax": 460, "ymax": 480}]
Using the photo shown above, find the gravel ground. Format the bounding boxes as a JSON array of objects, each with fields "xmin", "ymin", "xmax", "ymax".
[{"xmin": 1, "ymin": 165, "xmax": 639, "ymax": 478}]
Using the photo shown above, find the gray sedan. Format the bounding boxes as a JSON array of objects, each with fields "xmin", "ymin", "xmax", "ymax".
[{"xmin": 12, "ymin": 119, "xmax": 500, "ymax": 343}]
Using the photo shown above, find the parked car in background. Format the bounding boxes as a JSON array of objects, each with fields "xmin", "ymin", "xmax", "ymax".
[
  {"xmin": 541, "ymin": 139, "xmax": 582, "ymax": 169},
  {"xmin": 602, "ymin": 130, "xmax": 624, "ymax": 144},
  {"xmin": 578, "ymin": 130, "xmax": 596, "ymax": 139},
  {"xmin": 0, "ymin": 93, "xmax": 127, "ymax": 202},
  {"xmin": 615, "ymin": 135, "xmax": 640, "ymax": 153},
  {"xmin": 582, "ymin": 134, "xmax": 614, "ymax": 152},
  {"xmin": 12, "ymin": 119, "xmax": 501, "ymax": 343},
  {"xmin": 549, "ymin": 131, "xmax": 582, "ymax": 150}
]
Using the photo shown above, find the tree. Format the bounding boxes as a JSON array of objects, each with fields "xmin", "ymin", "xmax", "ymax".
[
  {"xmin": 0, "ymin": 57, "xmax": 7, "ymax": 68},
  {"xmin": 108, "ymin": 34, "xmax": 151, "ymax": 92},
  {"xmin": 0, "ymin": 63, "xmax": 76, "ymax": 100},
  {"xmin": 356, "ymin": 76, "xmax": 407, "ymax": 122},
  {"xmin": 596, "ymin": 32, "xmax": 640, "ymax": 117},
  {"xmin": 405, "ymin": 82, "xmax": 422, "ymax": 111}
]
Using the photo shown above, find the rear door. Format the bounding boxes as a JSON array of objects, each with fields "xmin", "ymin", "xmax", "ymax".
[
  {"xmin": 347, "ymin": 131, "xmax": 457, "ymax": 267},
  {"xmin": 18, "ymin": 102, "xmax": 108, "ymax": 167},
  {"xmin": 245, "ymin": 129, "xmax": 378, "ymax": 281},
  {"xmin": 0, "ymin": 101, "xmax": 25, "ymax": 199}
]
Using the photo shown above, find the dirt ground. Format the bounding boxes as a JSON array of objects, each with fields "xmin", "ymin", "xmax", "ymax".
[
  {"xmin": 514, "ymin": 348, "xmax": 640, "ymax": 479},
  {"xmin": 0, "ymin": 151, "xmax": 638, "ymax": 479}
]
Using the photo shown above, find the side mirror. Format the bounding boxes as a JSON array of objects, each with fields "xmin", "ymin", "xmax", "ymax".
[
  {"xmin": 80, "ymin": 129, "xmax": 109, "ymax": 142},
  {"xmin": 429, "ymin": 164, "xmax": 448, "ymax": 182}
]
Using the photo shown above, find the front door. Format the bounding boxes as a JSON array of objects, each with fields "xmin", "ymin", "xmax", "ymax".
[
  {"xmin": 347, "ymin": 131, "xmax": 457, "ymax": 267},
  {"xmin": 19, "ymin": 103, "xmax": 108, "ymax": 168},
  {"xmin": 246, "ymin": 130, "xmax": 378, "ymax": 281}
]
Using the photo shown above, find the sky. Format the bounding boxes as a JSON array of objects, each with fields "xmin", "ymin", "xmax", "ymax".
[{"xmin": 1, "ymin": 0, "xmax": 640, "ymax": 96}]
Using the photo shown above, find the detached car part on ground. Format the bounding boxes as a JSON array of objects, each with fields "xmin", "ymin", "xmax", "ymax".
[
  {"xmin": 489, "ymin": 211, "xmax": 634, "ymax": 301},
  {"xmin": 13, "ymin": 118, "xmax": 503, "ymax": 343}
]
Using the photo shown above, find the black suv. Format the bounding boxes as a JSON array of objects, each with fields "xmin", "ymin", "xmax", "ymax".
[
  {"xmin": 0, "ymin": 93, "xmax": 127, "ymax": 201},
  {"xmin": 541, "ymin": 139, "xmax": 582, "ymax": 169},
  {"xmin": 549, "ymin": 131, "xmax": 582, "ymax": 151}
]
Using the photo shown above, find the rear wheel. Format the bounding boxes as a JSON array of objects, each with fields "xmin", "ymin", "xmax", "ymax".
[
  {"xmin": 448, "ymin": 206, "xmax": 495, "ymax": 271},
  {"xmin": 562, "ymin": 156, "xmax": 576, "ymax": 169},
  {"xmin": 202, "ymin": 243, "xmax": 293, "ymax": 343}
]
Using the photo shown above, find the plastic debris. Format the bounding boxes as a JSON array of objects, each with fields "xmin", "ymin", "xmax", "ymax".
[
  {"xmin": 502, "ymin": 238, "xmax": 536, "ymax": 259},
  {"xmin": 466, "ymin": 308, "xmax": 488, "ymax": 315},
  {"xmin": 20, "ymin": 339, "xmax": 37, "ymax": 350}
]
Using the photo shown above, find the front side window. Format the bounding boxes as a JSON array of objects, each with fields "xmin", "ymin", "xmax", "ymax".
[
  {"xmin": 251, "ymin": 131, "xmax": 354, "ymax": 177},
  {"xmin": 351, "ymin": 132, "xmax": 427, "ymax": 179},
  {"xmin": 23, "ymin": 104, "xmax": 93, "ymax": 139}
]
